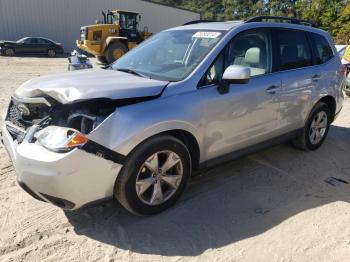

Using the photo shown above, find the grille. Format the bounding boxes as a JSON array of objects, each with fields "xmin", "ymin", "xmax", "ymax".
[
  {"xmin": 7, "ymin": 102, "xmax": 28, "ymax": 129},
  {"xmin": 5, "ymin": 100, "xmax": 51, "ymax": 142}
]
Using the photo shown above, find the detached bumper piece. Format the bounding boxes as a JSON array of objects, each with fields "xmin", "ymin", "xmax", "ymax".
[{"xmin": 81, "ymin": 140, "xmax": 126, "ymax": 165}]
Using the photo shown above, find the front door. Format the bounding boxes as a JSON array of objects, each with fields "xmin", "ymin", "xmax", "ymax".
[
  {"xmin": 18, "ymin": 38, "xmax": 40, "ymax": 54},
  {"xmin": 199, "ymin": 28, "xmax": 281, "ymax": 160}
]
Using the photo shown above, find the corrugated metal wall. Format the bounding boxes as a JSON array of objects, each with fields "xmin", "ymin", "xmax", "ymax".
[{"xmin": 0, "ymin": 0, "xmax": 200, "ymax": 52}]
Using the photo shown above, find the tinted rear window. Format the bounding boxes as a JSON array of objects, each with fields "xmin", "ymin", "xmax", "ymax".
[
  {"xmin": 309, "ymin": 33, "xmax": 334, "ymax": 64},
  {"xmin": 276, "ymin": 29, "xmax": 312, "ymax": 71},
  {"xmin": 37, "ymin": 38, "xmax": 51, "ymax": 44}
]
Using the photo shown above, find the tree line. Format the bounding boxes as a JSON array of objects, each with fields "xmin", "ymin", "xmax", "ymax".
[{"xmin": 150, "ymin": 0, "xmax": 350, "ymax": 44}]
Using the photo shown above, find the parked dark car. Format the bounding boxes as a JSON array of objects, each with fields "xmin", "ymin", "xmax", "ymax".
[{"xmin": 0, "ymin": 37, "xmax": 64, "ymax": 57}]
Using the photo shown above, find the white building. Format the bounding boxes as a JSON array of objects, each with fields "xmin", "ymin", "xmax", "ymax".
[{"xmin": 0, "ymin": 0, "xmax": 200, "ymax": 52}]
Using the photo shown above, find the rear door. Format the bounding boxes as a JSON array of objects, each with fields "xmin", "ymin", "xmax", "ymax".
[
  {"xmin": 308, "ymin": 32, "xmax": 337, "ymax": 93},
  {"xmin": 273, "ymin": 28, "xmax": 318, "ymax": 132},
  {"xmin": 37, "ymin": 38, "xmax": 52, "ymax": 54}
]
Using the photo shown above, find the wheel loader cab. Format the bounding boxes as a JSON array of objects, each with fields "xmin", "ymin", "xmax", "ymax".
[
  {"xmin": 117, "ymin": 11, "xmax": 142, "ymax": 42},
  {"xmin": 76, "ymin": 9, "xmax": 151, "ymax": 64}
]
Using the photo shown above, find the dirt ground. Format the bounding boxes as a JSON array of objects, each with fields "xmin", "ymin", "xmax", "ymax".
[{"xmin": 0, "ymin": 56, "xmax": 350, "ymax": 262}]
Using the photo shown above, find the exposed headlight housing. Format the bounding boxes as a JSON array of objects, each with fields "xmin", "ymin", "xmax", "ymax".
[{"xmin": 36, "ymin": 126, "xmax": 88, "ymax": 152}]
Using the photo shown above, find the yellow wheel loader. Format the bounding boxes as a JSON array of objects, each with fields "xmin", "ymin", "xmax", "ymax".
[{"xmin": 76, "ymin": 10, "xmax": 152, "ymax": 64}]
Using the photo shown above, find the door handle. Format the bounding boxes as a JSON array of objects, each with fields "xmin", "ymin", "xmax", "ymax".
[
  {"xmin": 312, "ymin": 74, "xmax": 321, "ymax": 82},
  {"xmin": 266, "ymin": 85, "xmax": 280, "ymax": 95}
]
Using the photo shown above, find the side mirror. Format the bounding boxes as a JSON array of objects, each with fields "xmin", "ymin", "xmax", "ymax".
[{"xmin": 218, "ymin": 65, "xmax": 251, "ymax": 94}]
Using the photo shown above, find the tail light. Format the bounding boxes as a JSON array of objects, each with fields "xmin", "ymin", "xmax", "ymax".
[{"xmin": 57, "ymin": 43, "xmax": 63, "ymax": 49}]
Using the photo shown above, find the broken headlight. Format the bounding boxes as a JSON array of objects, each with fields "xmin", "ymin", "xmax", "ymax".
[
  {"xmin": 49, "ymin": 99, "xmax": 117, "ymax": 135},
  {"xmin": 36, "ymin": 126, "xmax": 88, "ymax": 152}
]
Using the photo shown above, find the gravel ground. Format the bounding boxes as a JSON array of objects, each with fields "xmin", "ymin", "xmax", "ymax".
[{"xmin": 0, "ymin": 56, "xmax": 350, "ymax": 262}]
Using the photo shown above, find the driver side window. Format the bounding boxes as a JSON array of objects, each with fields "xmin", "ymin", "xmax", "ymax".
[
  {"xmin": 199, "ymin": 29, "xmax": 271, "ymax": 87},
  {"xmin": 24, "ymin": 38, "xmax": 38, "ymax": 44}
]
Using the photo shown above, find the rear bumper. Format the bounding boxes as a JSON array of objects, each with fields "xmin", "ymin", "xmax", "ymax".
[{"xmin": 1, "ymin": 116, "xmax": 122, "ymax": 210}]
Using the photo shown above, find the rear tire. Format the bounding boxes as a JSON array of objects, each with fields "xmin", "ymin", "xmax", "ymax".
[
  {"xmin": 47, "ymin": 49, "xmax": 56, "ymax": 57},
  {"xmin": 106, "ymin": 42, "xmax": 128, "ymax": 64},
  {"xmin": 115, "ymin": 135, "xmax": 192, "ymax": 216},
  {"xmin": 4, "ymin": 48, "xmax": 14, "ymax": 56},
  {"xmin": 292, "ymin": 102, "xmax": 331, "ymax": 151}
]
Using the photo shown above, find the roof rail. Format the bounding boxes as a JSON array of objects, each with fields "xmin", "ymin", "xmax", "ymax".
[
  {"xmin": 183, "ymin": 20, "xmax": 217, "ymax": 26},
  {"xmin": 245, "ymin": 16, "xmax": 318, "ymax": 28}
]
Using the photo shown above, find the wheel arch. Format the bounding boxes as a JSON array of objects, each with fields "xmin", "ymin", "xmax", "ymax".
[
  {"xmin": 317, "ymin": 95, "xmax": 336, "ymax": 122},
  {"xmin": 160, "ymin": 129, "xmax": 200, "ymax": 171},
  {"xmin": 116, "ymin": 127, "xmax": 202, "ymax": 172}
]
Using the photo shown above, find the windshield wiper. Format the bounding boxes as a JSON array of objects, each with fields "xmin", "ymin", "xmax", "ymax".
[{"xmin": 116, "ymin": 68, "xmax": 150, "ymax": 78}]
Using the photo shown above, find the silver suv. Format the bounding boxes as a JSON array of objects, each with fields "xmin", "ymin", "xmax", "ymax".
[{"xmin": 1, "ymin": 16, "xmax": 345, "ymax": 215}]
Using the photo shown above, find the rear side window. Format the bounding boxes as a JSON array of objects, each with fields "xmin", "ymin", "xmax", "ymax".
[
  {"xmin": 276, "ymin": 29, "xmax": 312, "ymax": 71},
  {"xmin": 309, "ymin": 33, "xmax": 334, "ymax": 64},
  {"xmin": 37, "ymin": 38, "xmax": 51, "ymax": 44}
]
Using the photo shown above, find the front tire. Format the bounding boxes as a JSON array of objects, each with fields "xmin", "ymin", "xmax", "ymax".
[
  {"xmin": 106, "ymin": 42, "xmax": 128, "ymax": 64},
  {"xmin": 4, "ymin": 48, "xmax": 14, "ymax": 56},
  {"xmin": 115, "ymin": 135, "xmax": 192, "ymax": 216},
  {"xmin": 292, "ymin": 102, "xmax": 331, "ymax": 151}
]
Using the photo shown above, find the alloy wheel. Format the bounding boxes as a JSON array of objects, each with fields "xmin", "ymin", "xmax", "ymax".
[
  {"xmin": 48, "ymin": 50, "xmax": 56, "ymax": 57},
  {"xmin": 309, "ymin": 111, "xmax": 328, "ymax": 145},
  {"xmin": 5, "ymin": 48, "xmax": 14, "ymax": 56},
  {"xmin": 135, "ymin": 150, "xmax": 183, "ymax": 206}
]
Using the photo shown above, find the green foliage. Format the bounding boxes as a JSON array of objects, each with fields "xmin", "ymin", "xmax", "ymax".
[{"xmin": 149, "ymin": 0, "xmax": 349, "ymax": 43}]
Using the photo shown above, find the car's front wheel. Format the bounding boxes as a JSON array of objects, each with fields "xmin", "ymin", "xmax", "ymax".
[
  {"xmin": 115, "ymin": 135, "xmax": 191, "ymax": 215},
  {"xmin": 4, "ymin": 48, "xmax": 14, "ymax": 56},
  {"xmin": 293, "ymin": 102, "xmax": 331, "ymax": 151}
]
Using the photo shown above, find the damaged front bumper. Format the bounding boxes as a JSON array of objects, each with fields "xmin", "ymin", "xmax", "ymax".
[{"xmin": 1, "ymin": 109, "xmax": 124, "ymax": 210}]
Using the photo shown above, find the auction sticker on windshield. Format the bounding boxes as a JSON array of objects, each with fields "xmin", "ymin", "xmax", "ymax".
[{"xmin": 193, "ymin": 32, "xmax": 221, "ymax": 38}]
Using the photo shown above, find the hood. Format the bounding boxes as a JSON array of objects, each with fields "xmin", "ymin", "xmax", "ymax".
[
  {"xmin": 15, "ymin": 69, "xmax": 169, "ymax": 104},
  {"xmin": 0, "ymin": 40, "xmax": 16, "ymax": 46}
]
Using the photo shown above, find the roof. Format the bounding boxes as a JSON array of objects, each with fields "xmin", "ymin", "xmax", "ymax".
[
  {"xmin": 168, "ymin": 19, "xmax": 329, "ymax": 37},
  {"xmin": 170, "ymin": 21, "xmax": 244, "ymax": 31},
  {"xmin": 111, "ymin": 10, "xmax": 139, "ymax": 15}
]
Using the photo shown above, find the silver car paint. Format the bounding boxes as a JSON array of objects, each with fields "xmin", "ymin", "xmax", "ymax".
[
  {"xmin": 15, "ymin": 69, "xmax": 168, "ymax": 103},
  {"xmin": 1, "ymin": 21, "xmax": 345, "ymax": 209},
  {"xmin": 90, "ymin": 22, "xmax": 344, "ymax": 160}
]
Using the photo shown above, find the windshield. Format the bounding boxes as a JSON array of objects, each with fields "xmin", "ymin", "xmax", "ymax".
[
  {"xmin": 16, "ymin": 37, "xmax": 27, "ymax": 43},
  {"xmin": 111, "ymin": 30, "xmax": 225, "ymax": 81}
]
